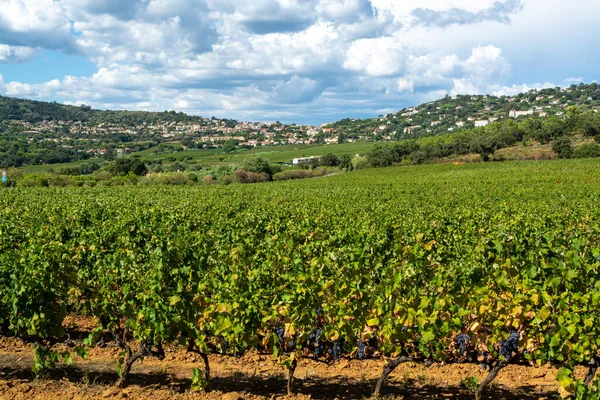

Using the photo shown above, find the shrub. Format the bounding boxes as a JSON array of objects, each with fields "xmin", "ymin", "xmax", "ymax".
[
  {"xmin": 273, "ymin": 167, "xmax": 333, "ymax": 181},
  {"xmin": 186, "ymin": 172, "xmax": 199, "ymax": 183},
  {"xmin": 107, "ymin": 158, "xmax": 148, "ymax": 176},
  {"xmin": 339, "ymin": 154, "xmax": 353, "ymax": 171},
  {"xmin": 238, "ymin": 157, "xmax": 276, "ymax": 178},
  {"xmin": 273, "ymin": 170, "xmax": 313, "ymax": 181},
  {"xmin": 47, "ymin": 174, "xmax": 77, "ymax": 187},
  {"xmin": 551, "ymin": 136, "xmax": 573, "ymax": 159},
  {"xmin": 92, "ymin": 170, "xmax": 111, "ymax": 180},
  {"xmin": 229, "ymin": 169, "xmax": 270, "ymax": 184},
  {"xmin": 18, "ymin": 174, "xmax": 49, "ymax": 188},
  {"xmin": 573, "ymin": 142, "xmax": 600, "ymax": 158},
  {"xmin": 352, "ymin": 155, "xmax": 368, "ymax": 170}
]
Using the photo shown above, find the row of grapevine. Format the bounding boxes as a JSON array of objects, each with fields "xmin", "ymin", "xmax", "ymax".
[{"xmin": 1, "ymin": 160, "xmax": 600, "ymax": 398}]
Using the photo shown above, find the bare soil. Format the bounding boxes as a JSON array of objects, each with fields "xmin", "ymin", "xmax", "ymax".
[{"xmin": 0, "ymin": 316, "xmax": 580, "ymax": 400}]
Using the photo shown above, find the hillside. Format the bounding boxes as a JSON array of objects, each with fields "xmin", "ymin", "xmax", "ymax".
[
  {"xmin": 2, "ymin": 83, "xmax": 600, "ymax": 170},
  {"xmin": 328, "ymin": 83, "xmax": 600, "ymax": 139},
  {"xmin": 0, "ymin": 95, "xmax": 209, "ymax": 125}
]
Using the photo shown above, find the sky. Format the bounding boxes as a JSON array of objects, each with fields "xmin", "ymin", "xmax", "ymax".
[{"xmin": 0, "ymin": 0, "xmax": 598, "ymax": 125}]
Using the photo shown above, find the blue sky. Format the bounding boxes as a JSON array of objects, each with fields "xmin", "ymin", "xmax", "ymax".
[{"xmin": 0, "ymin": 0, "xmax": 597, "ymax": 125}]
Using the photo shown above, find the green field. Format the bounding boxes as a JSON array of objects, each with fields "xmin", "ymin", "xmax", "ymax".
[
  {"xmin": 2, "ymin": 158, "xmax": 600, "ymax": 397},
  {"xmin": 18, "ymin": 141, "xmax": 377, "ymax": 173},
  {"xmin": 137, "ymin": 141, "xmax": 376, "ymax": 164}
]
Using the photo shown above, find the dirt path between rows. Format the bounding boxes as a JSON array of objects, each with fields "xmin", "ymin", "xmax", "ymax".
[{"xmin": 0, "ymin": 317, "xmax": 580, "ymax": 399}]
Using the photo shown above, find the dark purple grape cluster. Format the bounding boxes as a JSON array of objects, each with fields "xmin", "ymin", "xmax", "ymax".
[
  {"xmin": 499, "ymin": 331, "xmax": 520, "ymax": 361},
  {"xmin": 275, "ymin": 327, "xmax": 285, "ymax": 345},
  {"xmin": 357, "ymin": 339, "xmax": 366, "ymax": 360},
  {"xmin": 328, "ymin": 336, "xmax": 345, "ymax": 362},
  {"xmin": 308, "ymin": 327, "xmax": 324, "ymax": 359},
  {"xmin": 456, "ymin": 333, "xmax": 470, "ymax": 356}
]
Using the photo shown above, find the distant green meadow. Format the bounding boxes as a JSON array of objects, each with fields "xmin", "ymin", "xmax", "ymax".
[{"xmin": 19, "ymin": 141, "xmax": 377, "ymax": 173}]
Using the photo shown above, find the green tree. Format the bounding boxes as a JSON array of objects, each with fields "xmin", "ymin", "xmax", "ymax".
[
  {"xmin": 471, "ymin": 136, "xmax": 497, "ymax": 162},
  {"xmin": 222, "ymin": 142, "xmax": 235, "ymax": 154},
  {"xmin": 338, "ymin": 154, "xmax": 353, "ymax": 171},
  {"xmin": 551, "ymin": 136, "xmax": 573, "ymax": 159},
  {"xmin": 107, "ymin": 158, "xmax": 148, "ymax": 176},
  {"xmin": 239, "ymin": 157, "xmax": 276, "ymax": 178},
  {"xmin": 319, "ymin": 153, "xmax": 339, "ymax": 167}
]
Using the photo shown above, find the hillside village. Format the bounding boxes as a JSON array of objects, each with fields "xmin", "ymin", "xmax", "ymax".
[
  {"xmin": 328, "ymin": 83, "xmax": 600, "ymax": 140},
  {"xmin": 2, "ymin": 83, "xmax": 600, "ymax": 168},
  {"xmin": 7, "ymin": 118, "xmax": 325, "ymax": 156}
]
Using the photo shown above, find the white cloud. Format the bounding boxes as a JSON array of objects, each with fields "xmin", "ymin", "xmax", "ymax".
[
  {"xmin": 0, "ymin": 0, "xmax": 595, "ymax": 123},
  {"xmin": 317, "ymin": 0, "xmax": 374, "ymax": 23},
  {"xmin": 0, "ymin": 0, "xmax": 76, "ymax": 51},
  {"xmin": 410, "ymin": 0, "xmax": 523, "ymax": 28},
  {"xmin": 344, "ymin": 37, "xmax": 409, "ymax": 76},
  {"xmin": 564, "ymin": 77, "xmax": 585, "ymax": 85},
  {"xmin": 0, "ymin": 44, "xmax": 37, "ymax": 63},
  {"xmin": 274, "ymin": 75, "xmax": 324, "ymax": 103}
]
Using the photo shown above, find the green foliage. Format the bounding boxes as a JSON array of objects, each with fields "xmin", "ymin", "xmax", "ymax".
[
  {"xmin": 351, "ymin": 154, "xmax": 368, "ymax": 170},
  {"xmin": 573, "ymin": 143, "xmax": 600, "ymax": 158},
  {"xmin": 107, "ymin": 158, "xmax": 148, "ymax": 176},
  {"xmin": 552, "ymin": 136, "xmax": 574, "ymax": 159},
  {"xmin": 338, "ymin": 154, "xmax": 353, "ymax": 171},
  {"xmin": 222, "ymin": 142, "xmax": 235, "ymax": 154},
  {"xmin": 238, "ymin": 157, "xmax": 277, "ymax": 178},
  {"xmin": 33, "ymin": 344, "xmax": 61, "ymax": 376},
  {"xmin": 471, "ymin": 134, "xmax": 497, "ymax": 162},
  {"xmin": 459, "ymin": 376, "xmax": 479, "ymax": 392},
  {"xmin": 575, "ymin": 377, "xmax": 600, "ymax": 400},
  {"xmin": 141, "ymin": 172, "xmax": 190, "ymax": 185},
  {"xmin": 18, "ymin": 173, "xmax": 49, "ymax": 187},
  {"xmin": 191, "ymin": 368, "xmax": 208, "ymax": 391},
  {"xmin": 2, "ymin": 159, "xmax": 600, "ymax": 392},
  {"xmin": 319, "ymin": 153, "xmax": 339, "ymax": 167}
]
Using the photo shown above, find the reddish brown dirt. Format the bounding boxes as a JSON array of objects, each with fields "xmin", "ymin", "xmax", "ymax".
[{"xmin": 0, "ymin": 316, "xmax": 581, "ymax": 400}]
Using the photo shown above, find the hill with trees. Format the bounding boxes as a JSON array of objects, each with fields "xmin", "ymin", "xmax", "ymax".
[
  {"xmin": 327, "ymin": 83, "xmax": 600, "ymax": 140},
  {"xmin": 2, "ymin": 83, "xmax": 600, "ymax": 170}
]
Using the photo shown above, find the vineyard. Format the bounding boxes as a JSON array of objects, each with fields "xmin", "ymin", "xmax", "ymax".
[{"xmin": 2, "ymin": 159, "xmax": 600, "ymax": 399}]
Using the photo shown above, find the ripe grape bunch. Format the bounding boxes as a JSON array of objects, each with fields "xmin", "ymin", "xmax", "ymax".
[
  {"xmin": 357, "ymin": 339, "xmax": 366, "ymax": 360},
  {"xmin": 307, "ymin": 328, "xmax": 324, "ymax": 359},
  {"xmin": 456, "ymin": 333, "xmax": 470, "ymax": 356},
  {"xmin": 500, "ymin": 331, "xmax": 520, "ymax": 361},
  {"xmin": 328, "ymin": 337, "xmax": 345, "ymax": 363}
]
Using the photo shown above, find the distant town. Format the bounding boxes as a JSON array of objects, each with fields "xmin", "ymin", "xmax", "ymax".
[{"xmin": 2, "ymin": 83, "xmax": 600, "ymax": 168}]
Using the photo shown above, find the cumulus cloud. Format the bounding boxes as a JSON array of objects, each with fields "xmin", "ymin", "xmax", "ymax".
[
  {"xmin": 274, "ymin": 75, "xmax": 324, "ymax": 103},
  {"xmin": 0, "ymin": 0, "xmax": 593, "ymax": 123},
  {"xmin": 317, "ymin": 0, "xmax": 375, "ymax": 23},
  {"xmin": 564, "ymin": 77, "xmax": 585, "ymax": 84},
  {"xmin": 411, "ymin": 0, "xmax": 523, "ymax": 28},
  {"xmin": 62, "ymin": 0, "xmax": 142, "ymax": 20},
  {"xmin": 0, "ymin": 0, "xmax": 77, "ymax": 52},
  {"xmin": 0, "ymin": 44, "xmax": 37, "ymax": 63},
  {"xmin": 344, "ymin": 37, "xmax": 408, "ymax": 76}
]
